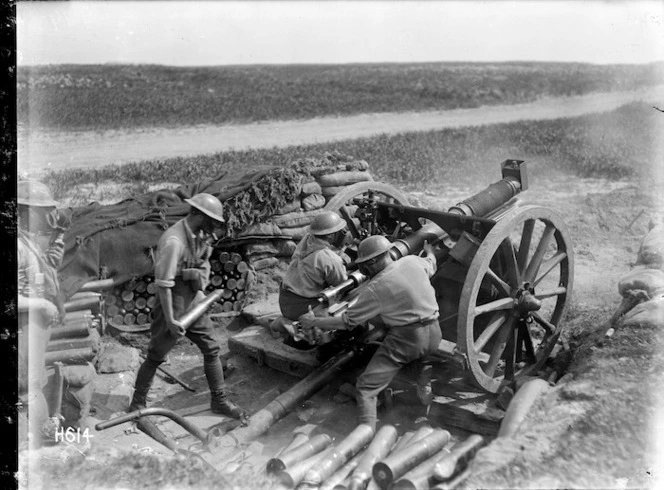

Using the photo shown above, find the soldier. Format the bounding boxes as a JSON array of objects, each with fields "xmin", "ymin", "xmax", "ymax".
[
  {"xmin": 17, "ymin": 180, "xmax": 70, "ymax": 448},
  {"xmin": 298, "ymin": 235, "xmax": 441, "ymax": 430},
  {"xmin": 278, "ymin": 210, "xmax": 349, "ymax": 321},
  {"xmin": 129, "ymin": 193, "xmax": 245, "ymax": 418}
]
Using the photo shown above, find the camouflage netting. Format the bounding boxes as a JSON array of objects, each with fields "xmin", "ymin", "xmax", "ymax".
[{"xmin": 59, "ymin": 153, "xmax": 375, "ymax": 300}]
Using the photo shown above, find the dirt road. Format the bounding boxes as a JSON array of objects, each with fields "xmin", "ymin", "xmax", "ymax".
[{"xmin": 18, "ymin": 85, "xmax": 664, "ymax": 175}]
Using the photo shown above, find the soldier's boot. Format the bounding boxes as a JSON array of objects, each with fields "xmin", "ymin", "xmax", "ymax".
[
  {"xmin": 210, "ymin": 390, "xmax": 246, "ymax": 419},
  {"xmin": 129, "ymin": 359, "xmax": 158, "ymax": 412},
  {"xmin": 205, "ymin": 354, "xmax": 245, "ymax": 419}
]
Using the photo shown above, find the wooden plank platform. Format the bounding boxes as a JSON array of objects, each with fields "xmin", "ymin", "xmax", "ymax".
[{"xmin": 228, "ymin": 325, "xmax": 322, "ymax": 378}]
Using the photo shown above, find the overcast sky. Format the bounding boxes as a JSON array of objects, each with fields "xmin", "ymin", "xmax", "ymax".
[{"xmin": 16, "ymin": 1, "xmax": 664, "ymax": 66}]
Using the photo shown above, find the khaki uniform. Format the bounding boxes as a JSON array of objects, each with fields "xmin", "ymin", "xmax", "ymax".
[{"xmin": 343, "ymin": 255, "xmax": 441, "ymax": 429}]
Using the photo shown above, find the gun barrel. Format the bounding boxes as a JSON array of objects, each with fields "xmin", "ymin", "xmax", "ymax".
[{"xmin": 319, "ymin": 270, "xmax": 367, "ymax": 305}]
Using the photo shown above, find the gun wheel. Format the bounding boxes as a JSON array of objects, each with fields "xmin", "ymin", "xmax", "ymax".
[
  {"xmin": 457, "ymin": 205, "xmax": 574, "ymax": 393},
  {"xmin": 324, "ymin": 181, "xmax": 411, "ymax": 241}
]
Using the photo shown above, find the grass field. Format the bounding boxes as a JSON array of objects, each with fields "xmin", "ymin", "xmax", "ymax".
[
  {"xmin": 42, "ymin": 102, "xmax": 663, "ymax": 203},
  {"xmin": 18, "ymin": 61, "xmax": 664, "ymax": 131}
]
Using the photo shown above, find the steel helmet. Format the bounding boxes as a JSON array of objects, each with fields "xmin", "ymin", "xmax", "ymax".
[
  {"xmin": 309, "ymin": 211, "xmax": 346, "ymax": 236},
  {"xmin": 184, "ymin": 193, "xmax": 225, "ymax": 223},
  {"xmin": 356, "ymin": 235, "xmax": 393, "ymax": 263},
  {"xmin": 17, "ymin": 180, "xmax": 59, "ymax": 207}
]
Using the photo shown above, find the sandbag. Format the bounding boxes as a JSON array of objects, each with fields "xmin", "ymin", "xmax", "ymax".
[
  {"xmin": 315, "ymin": 171, "xmax": 373, "ymax": 187},
  {"xmin": 61, "ymin": 382, "xmax": 94, "ymax": 426},
  {"xmin": 271, "ymin": 209, "xmax": 323, "ymax": 229},
  {"xmin": 239, "ymin": 221, "xmax": 283, "ymax": 237},
  {"xmin": 637, "ymin": 225, "xmax": 664, "ymax": 269},
  {"xmin": 245, "ymin": 241, "xmax": 280, "ymax": 257},
  {"xmin": 301, "ymin": 194, "xmax": 326, "ymax": 212},
  {"xmin": 274, "ymin": 240, "xmax": 297, "ymax": 257},
  {"xmin": 301, "ymin": 181, "xmax": 323, "ymax": 196},
  {"xmin": 62, "ymin": 363, "xmax": 97, "ymax": 388},
  {"xmin": 279, "ymin": 225, "xmax": 310, "ymax": 241},
  {"xmin": 275, "ymin": 198, "xmax": 303, "ymax": 215},
  {"xmin": 618, "ymin": 296, "xmax": 664, "ymax": 329},
  {"xmin": 249, "ymin": 257, "xmax": 280, "ymax": 271},
  {"xmin": 247, "ymin": 251, "xmax": 278, "ymax": 262},
  {"xmin": 618, "ymin": 267, "xmax": 664, "ymax": 299},
  {"xmin": 321, "ymin": 185, "xmax": 350, "ymax": 198}
]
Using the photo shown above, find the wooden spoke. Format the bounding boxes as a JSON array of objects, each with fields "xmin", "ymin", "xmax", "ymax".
[
  {"xmin": 517, "ymin": 219, "xmax": 535, "ymax": 273},
  {"xmin": 534, "ymin": 251, "xmax": 567, "ymax": 287},
  {"xmin": 523, "ymin": 224, "xmax": 556, "ymax": 283},
  {"xmin": 473, "ymin": 297, "xmax": 515, "ymax": 317},
  {"xmin": 473, "ymin": 312, "xmax": 508, "ymax": 354},
  {"xmin": 500, "ymin": 239, "xmax": 520, "ymax": 287},
  {"xmin": 485, "ymin": 268, "xmax": 512, "ymax": 297},
  {"xmin": 483, "ymin": 317, "xmax": 516, "ymax": 377},
  {"xmin": 340, "ymin": 205, "xmax": 361, "ymax": 239},
  {"xmin": 534, "ymin": 286, "xmax": 567, "ymax": 300}
]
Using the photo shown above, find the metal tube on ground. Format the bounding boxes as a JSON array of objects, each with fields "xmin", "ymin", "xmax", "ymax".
[
  {"xmin": 430, "ymin": 467, "xmax": 472, "ymax": 490},
  {"xmin": 45, "ymin": 347, "xmax": 95, "ymax": 365},
  {"xmin": 347, "ymin": 424, "xmax": 399, "ymax": 490},
  {"xmin": 372, "ymin": 429, "xmax": 451, "ymax": 489},
  {"xmin": 433, "ymin": 435, "xmax": 485, "ymax": 481},
  {"xmin": 497, "ymin": 378, "xmax": 550, "ymax": 438},
  {"xmin": 49, "ymin": 322, "xmax": 91, "ymax": 340},
  {"xmin": 47, "ymin": 330, "xmax": 100, "ymax": 353},
  {"xmin": 212, "ymin": 327, "xmax": 386, "ymax": 451},
  {"xmin": 392, "ymin": 445, "xmax": 454, "ymax": 490},
  {"xmin": 62, "ymin": 309, "xmax": 94, "ymax": 322},
  {"xmin": 267, "ymin": 433, "xmax": 332, "ymax": 474},
  {"xmin": 273, "ymin": 432, "xmax": 311, "ymax": 460},
  {"xmin": 303, "ymin": 424, "xmax": 375, "ymax": 487},
  {"xmin": 320, "ymin": 449, "xmax": 366, "ymax": 490},
  {"xmin": 277, "ymin": 447, "xmax": 333, "ymax": 489},
  {"xmin": 95, "ymin": 407, "xmax": 209, "ymax": 444}
]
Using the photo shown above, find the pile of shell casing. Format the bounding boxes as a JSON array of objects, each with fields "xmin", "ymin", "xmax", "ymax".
[
  {"xmin": 265, "ymin": 424, "xmax": 484, "ymax": 490},
  {"xmin": 104, "ymin": 250, "xmax": 253, "ymax": 327}
]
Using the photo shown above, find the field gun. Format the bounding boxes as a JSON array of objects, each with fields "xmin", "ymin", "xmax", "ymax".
[{"xmin": 305, "ymin": 159, "xmax": 573, "ymax": 393}]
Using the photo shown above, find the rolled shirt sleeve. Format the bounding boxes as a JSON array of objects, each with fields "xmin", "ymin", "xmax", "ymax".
[{"xmin": 154, "ymin": 236, "xmax": 184, "ymax": 288}]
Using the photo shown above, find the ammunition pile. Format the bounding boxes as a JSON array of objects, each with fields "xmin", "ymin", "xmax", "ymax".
[
  {"xmin": 104, "ymin": 249, "xmax": 254, "ymax": 327},
  {"xmin": 263, "ymin": 424, "xmax": 484, "ymax": 490}
]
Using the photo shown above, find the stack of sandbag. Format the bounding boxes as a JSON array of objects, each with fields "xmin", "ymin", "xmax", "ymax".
[{"xmin": 613, "ymin": 224, "xmax": 664, "ymax": 329}]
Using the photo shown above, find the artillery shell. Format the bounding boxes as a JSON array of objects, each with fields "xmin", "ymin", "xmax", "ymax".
[
  {"xmin": 392, "ymin": 444, "xmax": 454, "ymax": 490},
  {"xmin": 106, "ymin": 305, "xmax": 119, "ymax": 317},
  {"xmin": 236, "ymin": 291, "xmax": 245, "ymax": 301},
  {"xmin": 268, "ymin": 433, "xmax": 333, "ymax": 474},
  {"xmin": 123, "ymin": 313, "xmax": 136, "ymax": 325},
  {"xmin": 123, "ymin": 281, "xmax": 135, "ymax": 291},
  {"xmin": 347, "ymin": 424, "xmax": 398, "ymax": 490},
  {"xmin": 135, "ymin": 297, "xmax": 147, "ymax": 309},
  {"xmin": 236, "ymin": 278, "xmax": 246, "ymax": 290},
  {"xmin": 236, "ymin": 261, "xmax": 249, "ymax": 273},
  {"xmin": 104, "ymin": 294, "xmax": 117, "ymax": 306},
  {"xmin": 233, "ymin": 301, "xmax": 242, "ymax": 312},
  {"xmin": 303, "ymin": 424, "xmax": 375, "ymax": 487},
  {"xmin": 112, "ymin": 314, "xmax": 125, "ymax": 325},
  {"xmin": 136, "ymin": 313, "xmax": 149, "ymax": 325},
  {"xmin": 224, "ymin": 262, "xmax": 235, "ymax": 273},
  {"xmin": 135, "ymin": 281, "xmax": 147, "ymax": 293},
  {"xmin": 124, "ymin": 300, "xmax": 135, "ymax": 311},
  {"xmin": 432, "ymin": 434, "xmax": 484, "ymax": 481},
  {"xmin": 210, "ymin": 259, "xmax": 222, "ymax": 272},
  {"xmin": 219, "ymin": 251, "xmax": 230, "ymax": 263},
  {"xmin": 50, "ymin": 322, "xmax": 91, "ymax": 340},
  {"xmin": 222, "ymin": 301, "xmax": 233, "ymax": 312},
  {"xmin": 230, "ymin": 252, "xmax": 242, "ymax": 264},
  {"xmin": 319, "ymin": 449, "xmax": 365, "ymax": 490},
  {"xmin": 146, "ymin": 282, "xmax": 157, "ymax": 295},
  {"xmin": 211, "ymin": 275, "xmax": 223, "ymax": 287},
  {"xmin": 373, "ymin": 429, "xmax": 451, "ymax": 488},
  {"xmin": 147, "ymin": 296, "xmax": 157, "ymax": 308},
  {"xmin": 45, "ymin": 347, "xmax": 95, "ymax": 365},
  {"xmin": 277, "ymin": 448, "xmax": 332, "ymax": 489},
  {"xmin": 222, "ymin": 289, "xmax": 233, "ymax": 299},
  {"xmin": 121, "ymin": 290, "xmax": 134, "ymax": 302},
  {"xmin": 227, "ymin": 278, "xmax": 237, "ymax": 290},
  {"xmin": 274, "ymin": 432, "xmax": 310, "ymax": 460}
]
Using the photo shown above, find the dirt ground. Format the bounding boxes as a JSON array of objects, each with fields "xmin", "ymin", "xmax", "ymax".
[
  {"xmin": 16, "ymin": 89, "xmax": 664, "ymax": 489},
  {"xmin": 17, "ymin": 85, "xmax": 664, "ymax": 174}
]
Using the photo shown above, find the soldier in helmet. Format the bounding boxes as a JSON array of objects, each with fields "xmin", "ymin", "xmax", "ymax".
[
  {"xmin": 279, "ymin": 210, "xmax": 350, "ymax": 321},
  {"xmin": 298, "ymin": 235, "xmax": 441, "ymax": 430},
  {"xmin": 17, "ymin": 180, "xmax": 71, "ymax": 448},
  {"xmin": 130, "ymin": 193, "xmax": 245, "ymax": 419}
]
